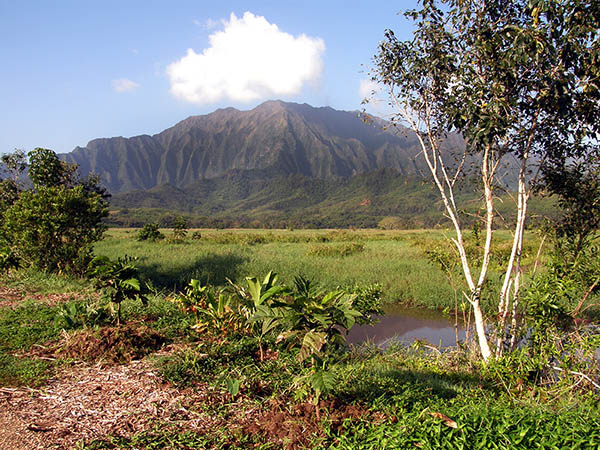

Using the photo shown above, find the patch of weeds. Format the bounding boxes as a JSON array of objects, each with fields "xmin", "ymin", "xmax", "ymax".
[
  {"xmin": 0, "ymin": 297, "xmax": 102, "ymax": 386},
  {"xmin": 55, "ymin": 323, "xmax": 168, "ymax": 364},
  {"xmin": 0, "ymin": 299, "xmax": 64, "ymax": 351},
  {"xmin": 121, "ymin": 294, "xmax": 195, "ymax": 341},
  {"xmin": 307, "ymin": 243, "xmax": 365, "ymax": 257},
  {"xmin": 83, "ymin": 424, "xmax": 259, "ymax": 450},
  {"xmin": 0, "ymin": 267, "xmax": 92, "ymax": 296},
  {"xmin": 0, "ymin": 353, "xmax": 55, "ymax": 387},
  {"xmin": 156, "ymin": 336, "xmax": 302, "ymax": 396}
]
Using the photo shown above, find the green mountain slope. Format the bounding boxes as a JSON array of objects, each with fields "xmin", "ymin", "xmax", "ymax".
[{"xmin": 63, "ymin": 101, "xmax": 464, "ymax": 194}]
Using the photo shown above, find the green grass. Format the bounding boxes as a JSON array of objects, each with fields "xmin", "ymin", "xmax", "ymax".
[
  {"xmin": 94, "ymin": 229, "xmax": 459, "ymax": 309},
  {"xmin": 1, "ymin": 267, "xmax": 95, "ymax": 296},
  {"xmin": 85, "ymin": 341, "xmax": 600, "ymax": 449},
  {"xmin": 1, "ymin": 227, "xmax": 597, "ymax": 449},
  {"xmin": 0, "ymin": 299, "xmax": 68, "ymax": 385},
  {"xmin": 94, "ymin": 228, "xmax": 547, "ymax": 314}
]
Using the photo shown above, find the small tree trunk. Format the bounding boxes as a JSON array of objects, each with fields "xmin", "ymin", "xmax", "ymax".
[
  {"xmin": 471, "ymin": 290, "xmax": 492, "ymax": 361},
  {"xmin": 496, "ymin": 152, "xmax": 529, "ymax": 356}
]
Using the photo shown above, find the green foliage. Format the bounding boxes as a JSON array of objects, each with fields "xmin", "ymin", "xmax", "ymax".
[
  {"xmin": 89, "ymin": 255, "xmax": 148, "ymax": 325},
  {"xmin": 171, "ymin": 215, "xmax": 188, "ymax": 241},
  {"xmin": 0, "ymin": 179, "xmax": 20, "ymax": 229},
  {"xmin": 378, "ymin": 216, "xmax": 403, "ymax": 230},
  {"xmin": 172, "ymin": 279, "xmax": 248, "ymax": 336},
  {"xmin": 307, "ymin": 242, "xmax": 365, "ymax": 257},
  {"xmin": 54, "ymin": 299, "xmax": 112, "ymax": 330},
  {"xmin": 136, "ymin": 223, "xmax": 164, "ymax": 242},
  {"xmin": 243, "ymin": 273, "xmax": 365, "ymax": 366},
  {"xmin": 3, "ymin": 185, "xmax": 107, "ymax": 273},
  {"xmin": 0, "ymin": 247, "xmax": 20, "ymax": 274},
  {"xmin": 0, "ymin": 149, "xmax": 27, "ymax": 182},
  {"xmin": 1, "ymin": 148, "xmax": 108, "ymax": 274},
  {"xmin": 350, "ymin": 282, "xmax": 383, "ymax": 325},
  {"xmin": 27, "ymin": 147, "xmax": 65, "ymax": 188},
  {"xmin": 542, "ymin": 162, "xmax": 600, "ymax": 260}
]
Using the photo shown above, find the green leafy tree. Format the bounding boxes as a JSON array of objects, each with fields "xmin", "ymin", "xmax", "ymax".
[
  {"xmin": 172, "ymin": 215, "xmax": 188, "ymax": 241},
  {"xmin": 370, "ymin": 0, "xmax": 600, "ymax": 360},
  {"xmin": 1, "ymin": 149, "xmax": 27, "ymax": 183},
  {"xmin": 0, "ymin": 150, "xmax": 27, "ymax": 237},
  {"xmin": 89, "ymin": 255, "xmax": 148, "ymax": 326},
  {"xmin": 137, "ymin": 223, "xmax": 165, "ymax": 242},
  {"xmin": 27, "ymin": 147, "xmax": 67, "ymax": 188},
  {"xmin": 1, "ymin": 148, "xmax": 109, "ymax": 274}
]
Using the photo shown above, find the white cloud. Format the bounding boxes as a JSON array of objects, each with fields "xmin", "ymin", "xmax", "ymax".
[
  {"xmin": 112, "ymin": 79, "xmax": 140, "ymax": 92},
  {"xmin": 359, "ymin": 78, "xmax": 380, "ymax": 100},
  {"xmin": 167, "ymin": 12, "xmax": 325, "ymax": 104},
  {"xmin": 204, "ymin": 18, "xmax": 220, "ymax": 29}
]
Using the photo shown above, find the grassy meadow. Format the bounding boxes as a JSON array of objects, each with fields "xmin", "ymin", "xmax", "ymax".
[
  {"xmin": 95, "ymin": 227, "xmax": 545, "ymax": 314},
  {"xmin": 2, "ymin": 227, "xmax": 598, "ymax": 449}
]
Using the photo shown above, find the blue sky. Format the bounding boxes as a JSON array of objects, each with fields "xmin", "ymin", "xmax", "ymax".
[{"xmin": 1, "ymin": 1, "xmax": 417, "ymax": 154}]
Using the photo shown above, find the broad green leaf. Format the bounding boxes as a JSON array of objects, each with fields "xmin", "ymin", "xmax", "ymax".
[{"xmin": 298, "ymin": 331, "xmax": 327, "ymax": 362}]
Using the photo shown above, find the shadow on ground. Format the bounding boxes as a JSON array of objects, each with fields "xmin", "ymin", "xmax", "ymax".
[
  {"xmin": 337, "ymin": 365, "xmax": 494, "ymax": 406},
  {"xmin": 137, "ymin": 253, "xmax": 248, "ymax": 291}
]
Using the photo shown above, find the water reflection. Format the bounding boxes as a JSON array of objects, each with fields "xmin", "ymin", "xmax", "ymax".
[{"xmin": 347, "ymin": 304, "xmax": 466, "ymax": 348}]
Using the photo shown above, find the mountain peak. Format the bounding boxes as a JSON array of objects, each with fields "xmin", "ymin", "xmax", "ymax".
[{"xmin": 62, "ymin": 102, "xmax": 429, "ymax": 194}]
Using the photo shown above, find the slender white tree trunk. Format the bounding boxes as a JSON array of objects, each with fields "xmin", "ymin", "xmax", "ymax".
[
  {"xmin": 496, "ymin": 152, "xmax": 529, "ymax": 356},
  {"xmin": 397, "ymin": 101, "xmax": 493, "ymax": 361}
]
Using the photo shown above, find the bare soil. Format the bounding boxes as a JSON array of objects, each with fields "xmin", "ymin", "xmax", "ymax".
[
  {"xmin": 0, "ymin": 348, "xmax": 385, "ymax": 450},
  {"xmin": 0, "ymin": 358, "xmax": 222, "ymax": 449},
  {"xmin": 0, "ymin": 287, "xmax": 86, "ymax": 309}
]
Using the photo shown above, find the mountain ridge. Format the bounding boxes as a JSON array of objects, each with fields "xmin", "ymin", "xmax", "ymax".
[{"xmin": 63, "ymin": 100, "xmax": 459, "ymax": 194}]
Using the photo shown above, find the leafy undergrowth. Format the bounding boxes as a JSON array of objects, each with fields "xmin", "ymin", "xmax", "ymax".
[
  {"xmin": 82, "ymin": 339, "xmax": 600, "ymax": 449},
  {"xmin": 2, "ymin": 268, "xmax": 599, "ymax": 449},
  {"xmin": 0, "ymin": 280, "xmax": 189, "ymax": 386}
]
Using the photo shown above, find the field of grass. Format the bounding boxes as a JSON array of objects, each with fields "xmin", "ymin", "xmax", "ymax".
[
  {"xmin": 94, "ymin": 228, "xmax": 545, "ymax": 314},
  {"xmin": 2, "ymin": 227, "xmax": 597, "ymax": 449}
]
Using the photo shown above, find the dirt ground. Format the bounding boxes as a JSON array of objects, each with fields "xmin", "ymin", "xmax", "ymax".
[
  {"xmin": 0, "ymin": 289, "xmax": 383, "ymax": 449},
  {"xmin": 0, "ymin": 358, "xmax": 220, "ymax": 449},
  {"xmin": 0, "ymin": 353, "xmax": 382, "ymax": 450},
  {"xmin": 0, "ymin": 287, "xmax": 83, "ymax": 309}
]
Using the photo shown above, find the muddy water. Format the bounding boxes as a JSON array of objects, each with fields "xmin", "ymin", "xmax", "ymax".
[{"xmin": 347, "ymin": 303, "xmax": 466, "ymax": 348}]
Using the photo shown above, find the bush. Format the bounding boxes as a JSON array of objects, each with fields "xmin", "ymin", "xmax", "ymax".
[
  {"xmin": 378, "ymin": 216, "xmax": 404, "ymax": 230},
  {"xmin": 172, "ymin": 216, "xmax": 188, "ymax": 241},
  {"xmin": 137, "ymin": 223, "xmax": 164, "ymax": 242},
  {"xmin": 1, "ymin": 148, "xmax": 108, "ymax": 275},
  {"xmin": 3, "ymin": 185, "xmax": 107, "ymax": 274},
  {"xmin": 307, "ymin": 242, "xmax": 365, "ymax": 257}
]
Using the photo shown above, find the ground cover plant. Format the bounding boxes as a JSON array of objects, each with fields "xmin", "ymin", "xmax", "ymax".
[
  {"xmin": 1, "ymin": 225, "xmax": 599, "ymax": 448},
  {"xmin": 94, "ymin": 228, "xmax": 540, "ymax": 313}
]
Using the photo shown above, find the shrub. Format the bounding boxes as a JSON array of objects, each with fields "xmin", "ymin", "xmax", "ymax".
[
  {"xmin": 172, "ymin": 216, "xmax": 188, "ymax": 241},
  {"xmin": 137, "ymin": 223, "xmax": 164, "ymax": 242},
  {"xmin": 378, "ymin": 216, "xmax": 403, "ymax": 230},
  {"xmin": 1, "ymin": 148, "xmax": 108, "ymax": 274},
  {"xmin": 3, "ymin": 184, "xmax": 107, "ymax": 274},
  {"xmin": 88, "ymin": 255, "xmax": 147, "ymax": 325}
]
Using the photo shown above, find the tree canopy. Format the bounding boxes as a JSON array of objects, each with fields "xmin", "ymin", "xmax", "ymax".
[
  {"xmin": 371, "ymin": 0, "xmax": 600, "ymax": 360},
  {"xmin": 0, "ymin": 148, "xmax": 109, "ymax": 274}
]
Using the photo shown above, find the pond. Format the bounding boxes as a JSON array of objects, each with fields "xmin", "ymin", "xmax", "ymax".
[{"xmin": 347, "ymin": 303, "xmax": 466, "ymax": 348}]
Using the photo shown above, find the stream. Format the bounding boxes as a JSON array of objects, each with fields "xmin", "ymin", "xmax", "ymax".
[{"xmin": 347, "ymin": 303, "xmax": 466, "ymax": 348}]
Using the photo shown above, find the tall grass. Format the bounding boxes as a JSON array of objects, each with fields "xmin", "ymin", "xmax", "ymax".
[
  {"xmin": 94, "ymin": 229, "xmax": 511, "ymax": 310},
  {"xmin": 95, "ymin": 228, "xmax": 547, "ymax": 312}
]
